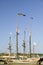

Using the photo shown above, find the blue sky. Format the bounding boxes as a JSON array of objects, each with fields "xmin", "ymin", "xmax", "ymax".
[{"xmin": 0, "ymin": 0, "xmax": 43, "ymax": 53}]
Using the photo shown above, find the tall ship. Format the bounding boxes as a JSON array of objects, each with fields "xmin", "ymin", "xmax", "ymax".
[{"xmin": 0, "ymin": 13, "xmax": 42, "ymax": 65}]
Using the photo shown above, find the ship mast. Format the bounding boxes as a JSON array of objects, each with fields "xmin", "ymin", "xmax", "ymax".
[
  {"xmin": 8, "ymin": 32, "xmax": 12, "ymax": 56},
  {"xmin": 23, "ymin": 30, "xmax": 26, "ymax": 59},
  {"xmin": 16, "ymin": 20, "xmax": 19, "ymax": 58},
  {"xmin": 16, "ymin": 13, "xmax": 26, "ymax": 59},
  {"xmin": 29, "ymin": 17, "xmax": 33, "ymax": 58}
]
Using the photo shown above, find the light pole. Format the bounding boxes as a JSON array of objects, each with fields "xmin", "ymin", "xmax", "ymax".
[
  {"xmin": 29, "ymin": 17, "xmax": 33, "ymax": 58},
  {"xmin": 16, "ymin": 13, "xmax": 26, "ymax": 59}
]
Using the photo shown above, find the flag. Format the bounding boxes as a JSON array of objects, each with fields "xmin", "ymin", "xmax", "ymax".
[{"xmin": 17, "ymin": 13, "xmax": 26, "ymax": 16}]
